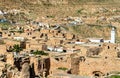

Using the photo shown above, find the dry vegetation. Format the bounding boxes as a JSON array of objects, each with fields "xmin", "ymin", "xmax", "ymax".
[{"xmin": 0, "ymin": 0, "xmax": 120, "ymax": 42}]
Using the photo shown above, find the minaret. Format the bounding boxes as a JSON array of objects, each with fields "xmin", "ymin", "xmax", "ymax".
[{"xmin": 111, "ymin": 27, "xmax": 115, "ymax": 43}]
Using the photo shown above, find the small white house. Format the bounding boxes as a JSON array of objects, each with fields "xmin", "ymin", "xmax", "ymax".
[
  {"xmin": 47, "ymin": 46, "xmax": 54, "ymax": 51},
  {"xmin": 88, "ymin": 38, "xmax": 104, "ymax": 43},
  {"xmin": 75, "ymin": 41, "xmax": 85, "ymax": 44},
  {"xmin": 47, "ymin": 46, "xmax": 64, "ymax": 52},
  {"xmin": 54, "ymin": 47, "xmax": 63, "ymax": 52},
  {"xmin": 38, "ymin": 22, "xmax": 49, "ymax": 28},
  {"xmin": 13, "ymin": 37, "xmax": 25, "ymax": 41},
  {"xmin": 104, "ymin": 40, "xmax": 111, "ymax": 43},
  {"xmin": 29, "ymin": 54, "xmax": 34, "ymax": 56}
]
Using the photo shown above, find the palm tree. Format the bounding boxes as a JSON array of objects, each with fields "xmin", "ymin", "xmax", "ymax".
[{"xmin": 12, "ymin": 44, "xmax": 22, "ymax": 53}]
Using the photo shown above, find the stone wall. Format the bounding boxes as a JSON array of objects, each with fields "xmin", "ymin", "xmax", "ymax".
[
  {"xmin": 50, "ymin": 54, "xmax": 71, "ymax": 75},
  {"xmin": 71, "ymin": 56, "xmax": 80, "ymax": 75},
  {"xmin": 30, "ymin": 57, "xmax": 50, "ymax": 77},
  {"xmin": 26, "ymin": 43, "xmax": 47, "ymax": 51}
]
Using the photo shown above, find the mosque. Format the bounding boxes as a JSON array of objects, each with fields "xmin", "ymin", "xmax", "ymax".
[{"xmin": 88, "ymin": 27, "xmax": 116, "ymax": 43}]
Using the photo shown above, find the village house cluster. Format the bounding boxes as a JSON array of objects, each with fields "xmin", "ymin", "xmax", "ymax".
[{"xmin": 0, "ymin": 8, "xmax": 120, "ymax": 78}]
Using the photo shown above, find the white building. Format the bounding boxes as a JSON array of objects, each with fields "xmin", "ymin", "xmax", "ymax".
[
  {"xmin": 88, "ymin": 27, "xmax": 116, "ymax": 44},
  {"xmin": 88, "ymin": 38, "xmax": 104, "ymax": 43},
  {"xmin": 47, "ymin": 46, "xmax": 54, "ymax": 51},
  {"xmin": 75, "ymin": 41, "xmax": 85, "ymax": 44},
  {"xmin": 54, "ymin": 47, "xmax": 63, "ymax": 52},
  {"xmin": 104, "ymin": 40, "xmax": 111, "ymax": 43},
  {"xmin": 13, "ymin": 37, "xmax": 25, "ymax": 41},
  {"xmin": 110, "ymin": 27, "xmax": 115, "ymax": 43}
]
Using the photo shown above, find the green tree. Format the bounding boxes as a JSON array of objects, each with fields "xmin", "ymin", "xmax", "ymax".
[{"xmin": 12, "ymin": 44, "xmax": 22, "ymax": 53}]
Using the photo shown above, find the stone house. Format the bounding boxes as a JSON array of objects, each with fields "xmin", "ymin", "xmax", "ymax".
[
  {"xmin": 50, "ymin": 30, "xmax": 60, "ymax": 36},
  {"xmin": 26, "ymin": 42, "xmax": 47, "ymax": 51},
  {"xmin": 56, "ymin": 33, "xmax": 65, "ymax": 38},
  {"xmin": 40, "ymin": 29, "xmax": 50, "ymax": 34},
  {"xmin": 47, "ymin": 33, "xmax": 54, "ymax": 39},
  {"xmin": 65, "ymin": 33, "xmax": 75, "ymax": 40},
  {"xmin": 48, "ymin": 38, "xmax": 63, "ymax": 45}
]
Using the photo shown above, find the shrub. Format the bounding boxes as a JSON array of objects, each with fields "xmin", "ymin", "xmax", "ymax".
[
  {"xmin": 110, "ymin": 75, "xmax": 120, "ymax": 78},
  {"xmin": 77, "ymin": 8, "xmax": 84, "ymax": 14},
  {"xmin": 58, "ymin": 67, "xmax": 68, "ymax": 71},
  {"xmin": 12, "ymin": 44, "xmax": 23, "ymax": 53},
  {"xmin": 32, "ymin": 50, "xmax": 48, "ymax": 56}
]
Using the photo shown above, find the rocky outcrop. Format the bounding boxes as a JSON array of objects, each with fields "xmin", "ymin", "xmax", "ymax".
[{"xmin": 20, "ymin": 63, "xmax": 30, "ymax": 78}]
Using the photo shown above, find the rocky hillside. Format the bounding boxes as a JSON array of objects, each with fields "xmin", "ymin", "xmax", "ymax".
[
  {"xmin": 1, "ymin": 0, "xmax": 120, "ymax": 5},
  {"xmin": 0, "ymin": 0, "xmax": 120, "ymax": 9}
]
